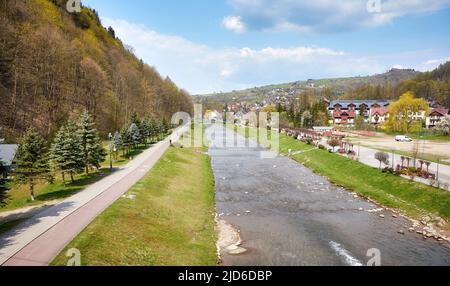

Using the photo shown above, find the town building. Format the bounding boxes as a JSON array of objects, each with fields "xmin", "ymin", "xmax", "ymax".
[
  {"xmin": 0, "ymin": 144, "xmax": 18, "ymax": 179},
  {"xmin": 426, "ymin": 108, "xmax": 450, "ymax": 128},
  {"xmin": 328, "ymin": 100, "xmax": 390, "ymax": 126},
  {"xmin": 370, "ymin": 107, "xmax": 389, "ymax": 126}
]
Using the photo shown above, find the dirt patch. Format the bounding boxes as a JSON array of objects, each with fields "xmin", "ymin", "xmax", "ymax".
[{"xmin": 347, "ymin": 133, "xmax": 450, "ymax": 159}]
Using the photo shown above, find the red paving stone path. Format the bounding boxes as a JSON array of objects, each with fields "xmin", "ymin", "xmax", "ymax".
[{"xmin": 0, "ymin": 127, "xmax": 187, "ymax": 266}]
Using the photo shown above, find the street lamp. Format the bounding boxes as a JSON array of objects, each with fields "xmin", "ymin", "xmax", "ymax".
[{"xmin": 109, "ymin": 132, "xmax": 113, "ymax": 172}]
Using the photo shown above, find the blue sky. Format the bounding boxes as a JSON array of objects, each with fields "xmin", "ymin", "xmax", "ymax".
[{"xmin": 82, "ymin": 0, "xmax": 450, "ymax": 94}]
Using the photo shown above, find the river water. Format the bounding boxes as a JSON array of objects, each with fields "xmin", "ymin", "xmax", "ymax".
[{"xmin": 207, "ymin": 124, "xmax": 450, "ymax": 266}]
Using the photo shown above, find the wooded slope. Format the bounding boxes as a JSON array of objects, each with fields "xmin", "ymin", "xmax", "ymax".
[{"xmin": 0, "ymin": 0, "xmax": 192, "ymax": 141}]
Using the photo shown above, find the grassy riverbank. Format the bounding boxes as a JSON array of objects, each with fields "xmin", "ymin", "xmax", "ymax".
[
  {"xmin": 51, "ymin": 144, "xmax": 217, "ymax": 266},
  {"xmin": 237, "ymin": 126, "xmax": 450, "ymax": 221}
]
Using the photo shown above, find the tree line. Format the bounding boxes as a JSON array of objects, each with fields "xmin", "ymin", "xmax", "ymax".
[
  {"xmin": 12, "ymin": 110, "xmax": 171, "ymax": 201},
  {"xmin": 341, "ymin": 62, "xmax": 450, "ymax": 108},
  {"xmin": 278, "ymin": 89, "xmax": 330, "ymax": 128}
]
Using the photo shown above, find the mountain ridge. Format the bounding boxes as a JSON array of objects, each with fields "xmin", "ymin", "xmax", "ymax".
[{"xmin": 195, "ymin": 68, "xmax": 419, "ymax": 104}]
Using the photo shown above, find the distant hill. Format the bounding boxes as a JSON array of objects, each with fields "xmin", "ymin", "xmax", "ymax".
[
  {"xmin": 195, "ymin": 68, "xmax": 419, "ymax": 105},
  {"xmin": 0, "ymin": 0, "xmax": 192, "ymax": 141}
]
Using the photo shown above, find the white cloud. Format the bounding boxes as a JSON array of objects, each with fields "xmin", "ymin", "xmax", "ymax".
[
  {"xmin": 227, "ymin": 0, "xmax": 450, "ymax": 33},
  {"xmin": 222, "ymin": 16, "xmax": 246, "ymax": 34},
  {"xmin": 104, "ymin": 18, "xmax": 441, "ymax": 94},
  {"xmin": 416, "ymin": 57, "xmax": 450, "ymax": 71},
  {"xmin": 392, "ymin": 64, "xmax": 407, "ymax": 69}
]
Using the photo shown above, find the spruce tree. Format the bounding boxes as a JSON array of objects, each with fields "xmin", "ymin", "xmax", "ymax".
[
  {"xmin": 162, "ymin": 118, "xmax": 170, "ymax": 135},
  {"xmin": 78, "ymin": 110, "xmax": 106, "ymax": 175},
  {"xmin": 89, "ymin": 143, "xmax": 107, "ymax": 171},
  {"xmin": 50, "ymin": 121, "xmax": 85, "ymax": 185},
  {"xmin": 149, "ymin": 118, "xmax": 157, "ymax": 143},
  {"xmin": 14, "ymin": 129, "xmax": 52, "ymax": 201},
  {"xmin": 0, "ymin": 158, "xmax": 4, "ymax": 180},
  {"xmin": 121, "ymin": 124, "xmax": 132, "ymax": 155},
  {"xmin": 140, "ymin": 119, "xmax": 151, "ymax": 146},
  {"xmin": 128, "ymin": 123, "xmax": 141, "ymax": 148},
  {"xmin": 112, "ymin": 131, "xmax": 123, "ymax": 160}
]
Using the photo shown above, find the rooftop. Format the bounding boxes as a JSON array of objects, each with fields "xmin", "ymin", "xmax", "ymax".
[
  {"xmin": 329, "ymin": 100, "xmax": 390, "ymax": 109},
  {"xmin": 0, "ymin": 144, "xmax": 19, "ymax": 166}
]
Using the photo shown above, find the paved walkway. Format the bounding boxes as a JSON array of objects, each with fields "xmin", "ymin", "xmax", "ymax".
[
  {"xmin": 0, "ymin": 126, "xmax": 187, "ymax": 266},
  {"xmin": 319, "ymin": 138, "xmax": 450, "ymax": 190},
  {"xmin": 356, "ymin": 145, "xmax": 450, "ymax": 189}
]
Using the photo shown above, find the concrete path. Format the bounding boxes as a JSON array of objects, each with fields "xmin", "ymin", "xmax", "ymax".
[
  {"xmin": 0, "ymin": 126, "xmax": 187, "ymax": 266},
  {"xmin": 318, "ymin": 138, "xmax": 450, "ymax": 190},
  {"xmin": 356, "ymin": 145, "xmax": 450, "ymax": 189}
]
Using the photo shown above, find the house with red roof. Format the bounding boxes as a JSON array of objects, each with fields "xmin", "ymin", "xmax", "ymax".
[
  {"xmin": 370, "ymin": 107, "xmax": 389, "ymax": 126},
  {"xmin": 328, "ymin": 100, "xmax": 390, "ymax": 126},
  {"xmin": 426, "ymin": 108, "xmax": 450, "ymax": 128}
]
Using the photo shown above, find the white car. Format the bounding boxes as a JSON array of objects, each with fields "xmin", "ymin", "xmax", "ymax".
[{"xmin": 395, "ymin": 135, "xmax": 413, "ymax": 142}]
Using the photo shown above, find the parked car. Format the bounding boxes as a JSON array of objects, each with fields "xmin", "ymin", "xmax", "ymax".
[{"xmin": 395, "ymin": 135, "xmax": 413, "ymax": 142}]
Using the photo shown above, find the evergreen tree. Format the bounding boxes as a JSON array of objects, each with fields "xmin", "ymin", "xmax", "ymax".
[
  {"xmin": 89, "ymin": 143, "xmax": 107, "ymax": 171},
  {"xmin": 121, "ymin": 124, "xmax": 132, "ymax": 155},
  {"xmin": 140, "ymin": 119, "xmax": 151, "ymax": 146},
  {"xmin": 50, "ymin": 121, "xmax": 85, "ymax": 185},
  {"xmin": 162, "ymin": 118, "xmax": 170, "ymax": 135},
  {"xmin": 157, "ymin": 121, "xmax": 164, "ymax": 141},
  {"xmin": 78, "ymin": 110, "xmax": 106, "ymax": 174},
  {"xmin": 130, "ymin": 112, "xmax": 141, "ymax": 129},
  {"xmin": 288, "ymin": 104, "xmax": 295, "ymax": 121},
  {"xmin": 0, "ymin": 158, "xmax": 4, "ymax": 180},
  {"xmin": 128, "ymin": 123, "xmax": 141, "ymax": 148},
  {"xmin": 149, "ymin": 118, "xmax": 158, "ymax": 143},
  {"xmin": 14, "ymin": 129, "xmax": 52, "ymax": 201},
  {"xmin": 112, "ymin": 131, "xmax": 123, "ymax": 160}
]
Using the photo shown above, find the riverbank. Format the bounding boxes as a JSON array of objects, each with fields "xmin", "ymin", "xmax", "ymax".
[{"xmin": 50, "ymin": 144, "xmax": 217, "ymax": 266}]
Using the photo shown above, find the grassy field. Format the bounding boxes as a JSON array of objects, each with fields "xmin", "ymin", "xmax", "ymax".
[
  {"xmin": 236, "ymin": 125, "xmax": 450, "ymax": 221},
  {"xmin": 0, "ymin": 144, "xmax": 149, "ymax": 214},
  {"xmin": 51, "ymin": 145, "xmax": 217, "ymax": 266}
]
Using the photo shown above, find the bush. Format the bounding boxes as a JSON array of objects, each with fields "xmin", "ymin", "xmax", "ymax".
[
  {"xmin": 318, "ymin": 144, "xmax": 326, "ymax": 150},
  {"xmin": 304, "ymin": 137, "xmax": 313, "ymax": 145}
]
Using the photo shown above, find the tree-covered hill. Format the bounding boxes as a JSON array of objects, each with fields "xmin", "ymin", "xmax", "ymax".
[
  {"xmin": 0, "ymin": 0, "xmax": 192, "ymax": 142},
  {"xmin": 195, "ymin": 68, "xmax": 419, "ymax": 105}
]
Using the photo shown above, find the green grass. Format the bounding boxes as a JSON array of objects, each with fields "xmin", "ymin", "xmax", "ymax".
[
  {"xmin": 237, "ymin": 125, "xmax": 450, "ymax": 221},
  {"xmin": 0, "ymin": 170, "xmax": 112, "ymax": 212},
  {"xmin": 0, "ymin": 143, "xmax": 152, "ymax": 214},
  {"xmin": 51, "ymin": 145, "xmax": 217, "ymax": 266},
  {"xmin": 359, "ymin": 146, "xmax": 450, "ymax": 167}
]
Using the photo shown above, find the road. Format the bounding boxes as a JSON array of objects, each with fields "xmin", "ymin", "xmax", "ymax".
[
  {"xmin": 356, "ymin": 145, "xmax": 450, "ymax": 189},
  {"xmin": 0, "ymin": 126, "xmax": 187, "ymax": 266},
  {"xmin": 208, "ymin": 124, "xmax": 450, "ymax": 266}
]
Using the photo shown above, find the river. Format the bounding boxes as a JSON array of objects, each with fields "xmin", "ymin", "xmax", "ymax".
[{"xmin": 207, "ymin": 124, "xmax": 450, "ymax": 266}]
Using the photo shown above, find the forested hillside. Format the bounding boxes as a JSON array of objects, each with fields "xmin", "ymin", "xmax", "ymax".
[
  {"xmin": 342, "ymin": 62, "xmax": 450, "ymax": 107},
  {"xmin": 196, "ymin": 68, "xmax": 419, "ymax": 105},
  {"xmin": 0, "ymin": 0, "xmax": 192, "ymax": 142}
]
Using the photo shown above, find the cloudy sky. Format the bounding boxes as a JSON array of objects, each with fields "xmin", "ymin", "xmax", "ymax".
[{"xmin": 83, "ymin": 0, "xmax": 450, "ymax": 94}]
